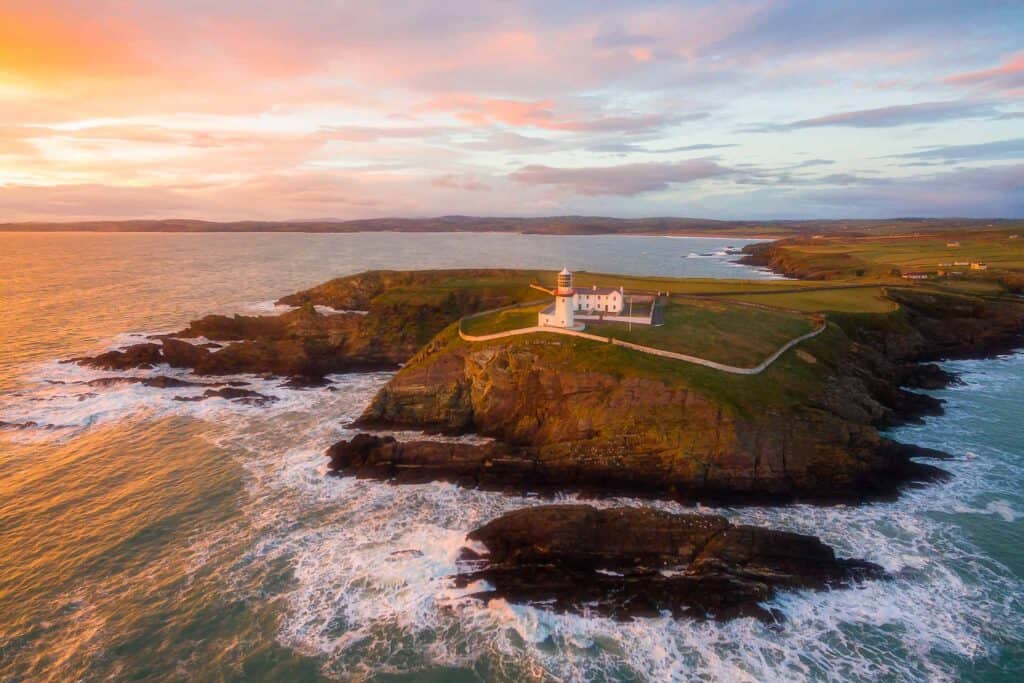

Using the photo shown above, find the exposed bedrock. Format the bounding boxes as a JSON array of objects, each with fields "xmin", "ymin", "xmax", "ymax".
[
  {"xmin": 71, "ymin": 305, "xmax": 402, "ymax": 379},
  {"xmin": 453, "ymin": 505, "xmax": 884, "ymax": 621},
  {"xmin": 70, "ymin": 270, "xmax": 536, "ymax": 379},
  {"xmin": 343, "ymin": 289, "xmax": 1024, "ymax": 501}
]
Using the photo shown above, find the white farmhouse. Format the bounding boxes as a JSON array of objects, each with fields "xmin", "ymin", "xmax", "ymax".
[{"xmin": 574, "ymin": 285, "xmax": 624, "ymax": 314}]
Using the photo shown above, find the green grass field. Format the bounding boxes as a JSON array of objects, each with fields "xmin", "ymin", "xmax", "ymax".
[
  {"xmin": 456, "ymin": 320, "xmax": 841, "ymax": 414},
  {"xmin": 720, "ymin": 287, "xmax": 898, "ymax": 313},
  {"xmin": 586, "ymin": 298, "xmax": 816, "ymax": 366},
  {"xmin": 461, "ymin": 303, "xmax": 547, "ymax": 335},
  {"xmin": 571, "ymin": 272, "xmax": 826, "ymax": 294},
  {"xmin": 464, "ymin": 296, "xmax": 818, "ymax": 367},
  {"xmin": 768, "ymin": 230, "xmax": 1024, "ymax": 281}
]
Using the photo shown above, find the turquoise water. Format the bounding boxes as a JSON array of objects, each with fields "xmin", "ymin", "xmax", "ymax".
[{"xmin": 0, "ymin": 232, "xmax": 1021, "ymax": 681}]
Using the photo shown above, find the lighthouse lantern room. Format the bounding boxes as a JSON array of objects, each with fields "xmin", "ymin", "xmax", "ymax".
[{"xmin": 535, "ymin": 267, "xmax": 580, "ymax": 329}]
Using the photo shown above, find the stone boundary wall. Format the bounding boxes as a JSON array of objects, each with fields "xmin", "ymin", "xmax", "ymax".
[
  {"xmin": 575, "ymin": 314, "xmax": 653, "ymax": 325},
  {"xmin": 459, "ymin": 308, "xmax": 827, "ymax": 375}
]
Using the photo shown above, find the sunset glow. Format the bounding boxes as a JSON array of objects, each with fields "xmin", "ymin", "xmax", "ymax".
[{"xmin": 1, "ymin": 1, "xmax": 1022, "ymax": 220}]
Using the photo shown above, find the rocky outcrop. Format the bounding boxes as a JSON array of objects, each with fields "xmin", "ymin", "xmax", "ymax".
[
  {"xmin": 342, "ymin": 288, "xmax": 1023, "ymax": 501},
  {"xmin": 84, "ymin": 375, "xmax": 210, "ymax": 389},
  {"xmin": 172, "ymin": 387, "xmax": 276, "ymax": 406},
  {"xmin": 71, "ymin": 270, "xmax": 541, "ymax": 380},
  {"xmin": 738, "ymin": 241, "xmax": 877, "ymax": 280},
  {"xmin": 70, "ymin": 343, "xmax": 164, "ymax": 370},
  {"xmin": 71, "ymin": 304, "xmax": 424, "ymax": 379},
  {"xmin": 328, "ymin": 432, "xmax": 946, "ymax": 501},
  {"xmin": 275, "ymin": 268, "xmax": 538, "ymax": 311},
  {"xmin": 454, "ymin": 505, "xmax": 884, "ymax": 620}
]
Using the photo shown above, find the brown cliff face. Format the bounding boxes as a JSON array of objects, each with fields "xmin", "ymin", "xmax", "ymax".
[
  {"xmin": 347, "ymin": 288, "xmax": 1023, "ymax": 501},
  {"xmin": 350, "ymin": 344, "xmax": 940, "ymax": 500}
]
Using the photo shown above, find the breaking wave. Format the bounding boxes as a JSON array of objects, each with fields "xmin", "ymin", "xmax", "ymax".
[{"xmin": 3, "ymin": 335, "xmax": 1021, "ymax": 681}]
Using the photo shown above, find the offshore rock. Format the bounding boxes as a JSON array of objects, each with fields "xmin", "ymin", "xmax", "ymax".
[
  {"xmin": 454, "ymin": 505, "xmax": 884, "ymax": 621},
  {"xmin": 172, "ymin": 387, "xmax": 276, "ymax": 406}
]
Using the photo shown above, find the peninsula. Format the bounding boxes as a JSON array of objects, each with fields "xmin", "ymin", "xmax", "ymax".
[
  {"xmin": 70, "ymin": 228, "xmax": 1024, "ymax": 502},
  {"xmin": 64, "ymin": 228, "xmax": 1024, "ymax": 620}
]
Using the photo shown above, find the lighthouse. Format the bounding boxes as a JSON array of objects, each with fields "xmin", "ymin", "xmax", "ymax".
[
  {"xmin": 535, "ymin": 267, "xmax": 579, "ymax": 328},
  {"xmin": 552, "ymin": 267, "xmax": 575, "ymax": 328}
]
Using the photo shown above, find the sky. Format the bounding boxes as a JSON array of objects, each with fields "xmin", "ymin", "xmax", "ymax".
[{"xmin": 0, "ymin": 0, "xmax": 1022, "ymax": 221}]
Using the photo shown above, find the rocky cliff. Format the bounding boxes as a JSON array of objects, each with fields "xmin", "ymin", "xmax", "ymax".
[
  {"xmin": 71, "ymin": 269, "xmax": 542, "ymax": 380},
  {"xmin": 337, "ymin": 288, "xmax": 1024, "ymax": 501}
]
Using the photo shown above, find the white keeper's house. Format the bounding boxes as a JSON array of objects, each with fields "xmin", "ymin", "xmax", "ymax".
[{"xmin": 575, "ymin": 285, "xmax": 624, "ymax": 314}]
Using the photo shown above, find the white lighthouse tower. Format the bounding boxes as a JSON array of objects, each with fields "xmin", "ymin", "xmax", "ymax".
[
  {"xmin": 536, "ymin": 267, "xmax": 580, "ymax": 329},
  {"xmin": 552, "ymin": 267, "xmax": 575, "ymax": 328}
]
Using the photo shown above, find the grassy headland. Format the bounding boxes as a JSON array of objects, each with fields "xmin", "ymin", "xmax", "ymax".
[{"xmin": 742, "ymin": 228, "xmax": 1024, "ymax": 289}]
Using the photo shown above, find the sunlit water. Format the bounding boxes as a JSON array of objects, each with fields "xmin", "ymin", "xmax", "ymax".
[{"xmin": 0, "ymin": 232, "xmax": 1021, "ymax": 682}]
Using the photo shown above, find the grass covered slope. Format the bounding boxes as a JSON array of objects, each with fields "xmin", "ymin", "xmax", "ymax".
[{"xmin": 465, "ymin": 297, "xmax": 818, "ymax": 368}]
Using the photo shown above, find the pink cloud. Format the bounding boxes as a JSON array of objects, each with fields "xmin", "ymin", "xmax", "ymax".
[
  {"xmin": 510, "ymin": 159, "xmax": 729, "ymax": 196},
  {"xmin": 422, "ymin": 94, "xmax": 683, "ymax": 133},
  {"xmin": 431, "ymin": 174, "xmax": 491, "ymax": 191},
  {"xmin": 944, "ymin": 50, "xmax": 1024, "ymax": 93}
]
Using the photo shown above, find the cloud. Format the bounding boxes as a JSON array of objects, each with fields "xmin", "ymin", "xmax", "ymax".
[
  {"xmin": 0, "ymin": 173, "xmax": 392, "ymax": 222},
  {"xmin": 889, "ymin": 138, "xmax": 1024, "ymax": 162},
  {"xmin": 793, "ymin": 158, "xmax": 835, "ymax": 167},
  {"xmin": 457, "ymin": 130, "xmax": 558, "ymax": 152},
  {"xmin": 422, "ymin": 94, "xmax": 687, "ymax": 134},
  {"xmin": 759, "ymin": 100, "xmax": 999, "ymax": 130},
  {"xmin": 799, "ymin": 164, "xmax": 1024, "ymax": 217},
  {"xmin": 681, "ymin": 163, "xmax": 1024, "ymax": 219},
  {"xmin": 944, "ymin": 50, "xmax": 1024, "ymax": 92},
  {"xmin": 1, "ymin": 1, "xmax": 1021, "ymax": 219},
  {"xmin": 590, "ymin": 141, "xmax": 736, "ymax": 154},
  {"xmin": 318, "ymin": 125, "xmax": 454, "ymax": 143},
  {"xmin": 431, "ymin": 174, "xmax": 491, "ymax": 191},
  {"xmin": 510, "ymin": 159, "xmax": 729, "ymax": 196},
  {"xmin": 701, "ymin": 0, "xmax": 1015, "ymax": 64}
]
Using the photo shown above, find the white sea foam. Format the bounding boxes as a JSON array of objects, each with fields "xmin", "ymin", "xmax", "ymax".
[
  {"xmin": 221, "ymin": 425, "xmax": 1022, "ymax": 682},
  {"xmin": 314, "ymin": 305, "xmax": 369, "ymax": 316},
  {"xmin": 243, "ymin": 300, "xmax": 297, "ymax": 315},
  {"xmin": 240, "ymin": 300, "xmax": 368, "ymax": 317},
  {"xmin": 0, "ymin": 355, "xmax": 361, "ymax": 443},
  {"xmin": 7, "ymin": 335, "xmax": 1022, "ymax": 681},
  {"xmin": 220, "ymin": 352, "xmax": 1023, "ymax": 681}
]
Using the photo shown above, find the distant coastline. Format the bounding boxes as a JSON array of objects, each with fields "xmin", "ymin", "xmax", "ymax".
[{"xmin": 2, "ymin": 215, "xmax": 1020, "ymax": 238}]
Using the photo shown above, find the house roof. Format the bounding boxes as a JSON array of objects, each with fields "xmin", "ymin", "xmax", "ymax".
[{"xmin": 578, "ymin": 286, "xmax": 621, "ymax": 295}]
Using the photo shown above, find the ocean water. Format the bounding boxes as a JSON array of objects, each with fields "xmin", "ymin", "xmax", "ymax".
[{"xmin": 0, "ymin": 232, "xmax": 1021, "ymax": 682}]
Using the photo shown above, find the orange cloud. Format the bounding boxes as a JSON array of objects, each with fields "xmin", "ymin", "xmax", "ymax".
[
  {"xmin": 0, "ymin": 9, "xmax": 149, "ymax": 89},
  {"xmin": 425, "ymin": 95, "xmax": 557, "ymax": 128}
]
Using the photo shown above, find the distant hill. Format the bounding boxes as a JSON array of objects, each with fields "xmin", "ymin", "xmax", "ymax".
[{"xmin": 1, "ymin": 215, "xmax": 1020, "ymax": 237}]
